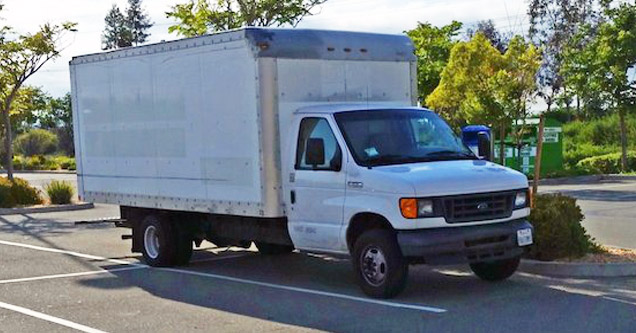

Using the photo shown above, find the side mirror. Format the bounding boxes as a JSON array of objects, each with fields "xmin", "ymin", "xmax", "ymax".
[
  {"xmin": 306, "ymin": 138, "xmax": 325, "ymax": 167},
  {"xmin": 477, "ymin": 132, "xmax": 491, "ymax": 161}
]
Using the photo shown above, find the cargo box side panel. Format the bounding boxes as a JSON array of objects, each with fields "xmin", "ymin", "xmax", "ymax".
[
  {"xmin": 275, "ymin": 59, "xmax": 413, "ymax": 166},
  {"xmin": 73, "ymin": 41, "xmax": 267, "ymax": 216}
]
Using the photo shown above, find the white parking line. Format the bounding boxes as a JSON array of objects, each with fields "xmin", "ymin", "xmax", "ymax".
[
  {"xmin": 159, "ymin": 267, "xmax": 447, "ymax": 313},
  {"xmin": 0, "ymin": 301, "xmax": 107, "ymax": 333},
  {"xmin": 0, "ymin": 266, "xmax": 147, "ymax": 285},
  {"xmin": 0, "ymin": 239, "xmax": 448, "ymax": 314},
  {"xmin": 0, "ymin": 240, "xmax": 142, "ymax": 267}
]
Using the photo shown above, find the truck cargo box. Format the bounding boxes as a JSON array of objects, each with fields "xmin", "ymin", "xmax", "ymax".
[{"xmin": 70, "ymin": 28, "xmax": 417, "ymax": 218}]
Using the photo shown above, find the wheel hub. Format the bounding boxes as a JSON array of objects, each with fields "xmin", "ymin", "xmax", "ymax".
[
  {"xmin": 144, "ymin": 225, "xmax": 160, "ymax": 259},
  {"xmin": 361, "ymin": 246, "xmax": 387, "ymax": 286}
]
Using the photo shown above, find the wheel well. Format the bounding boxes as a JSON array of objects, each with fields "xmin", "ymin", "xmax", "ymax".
[{"xmin": 346, "ymin": 213, "xmax": 394, "ymax": 252}]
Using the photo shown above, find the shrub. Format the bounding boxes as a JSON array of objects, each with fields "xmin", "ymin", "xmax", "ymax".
[
  {"xmin": 45, "ymin": 180, "xmax": 74, "ymax": 204},
  {"xmin": 13, "ymin": 129, "xmax": 58, "ymax": 157},
  {"xmin": 12, "ymin": 155, "xmax": 75, "ymax": 171},
  {"xmin": 527, "ymin": 193, "xmax": 602, "ymax": 261},
  {"xmin": 10, "ymin": 177, "xmax": 42, "ymax": 206},
  {"xmin": 0, "ymin": 178, "xmax": 16, "ymax": 208},
  {"xmin": 576, "ymin": 152, "xmax": 636, "ymax": 174}
]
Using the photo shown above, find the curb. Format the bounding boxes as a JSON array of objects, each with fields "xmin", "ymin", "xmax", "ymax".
[
  {"xmin": 1, "ymin": 170, "xmax": 76, "ymax": 175},
  {"xmin": 0, "ymin": 202, "xmax": 94, "ymax": 215},
  {"xmin": 519, "ymin": 259, "xmax": 636, "ymax": 278},
  {"xmin": 536, "ymin": 174, "xmax": 636, "ymax": 186}
]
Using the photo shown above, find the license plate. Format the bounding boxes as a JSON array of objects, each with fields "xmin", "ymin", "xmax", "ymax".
[{"xmin": 517, "ymin": 228, "xmax": 533, "ymax": 246}]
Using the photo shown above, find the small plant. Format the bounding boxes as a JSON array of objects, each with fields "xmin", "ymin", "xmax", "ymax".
[
  {"xmin": 45, "ymin": 180, "xmax": 74, "ymax": 204},
  {"xmin": 10, "ymin": 178, "xmax": 43, "ymax": 206},
  {"xmin": 527, "ymin": 193, "xmax": 602, "ymax": 261},
  {"xmin": 0, "ymin": 177, "xmax": 16, "ymax": 208}
]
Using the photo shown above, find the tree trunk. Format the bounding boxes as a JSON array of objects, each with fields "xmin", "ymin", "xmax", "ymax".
[
  {"xmin": 499, "ymin": 123, "xmax": 506, "ymax": 165},
  {"xmin": 2, "ymin": 107, "xmax": 14, "ymax": 181},
  {"xmin": 619, "ymin": 108, "xmax": 628, "ymax": 172},
  {"xmin": 532, "ymin": 114, "xmax": 545, "ymax": 200}
]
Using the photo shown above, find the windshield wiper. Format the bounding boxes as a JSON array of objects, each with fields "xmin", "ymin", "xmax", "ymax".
[
  {"xmin": 365, "ymin": 154, "xmax": 422, "ymax": 167},
  {"xmin": 426, "ymin": 150, "xmax": 477, "ymax": 160}
]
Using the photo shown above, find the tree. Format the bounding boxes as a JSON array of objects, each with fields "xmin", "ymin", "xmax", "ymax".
[
  {"xmin": 466, "ymin": 20, "xmax": 509, "ymax": 53},
  {"xmin": 406, "ymin": 21, "xmax": 462, "ymax": 106},
  {"xmin": 427, "ymin": 33, "xmax": 540, "ymax": 163},
  {"xmin": 528, "ymin": 0, "xmax": 603, "ymax": 113},
  {"xmin": 102, "ymin": 5, "xmax": 132, "ymax": 50},
  {"xmin": 166, "ymin": 0, "xmax": 327, "ymax": 37},
  {"xmin": 126, "ymin": 0, "xmax": 153, "ymax": 46},
  {"xmin": 0, "ymin": 9, "xmax": 76, "ymax": 180},
  {"xmin": 562, "ymin": 2, "xmax": 636, "ymax": 171}
]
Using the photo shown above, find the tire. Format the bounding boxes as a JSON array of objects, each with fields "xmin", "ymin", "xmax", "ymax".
[
  {"xmin": 141, "ymin": 215, "xmax": 177, "ymax": 267},
  {"xmin": 255, "ymin": 241, "xmax": 294, "ymax": 255},
  {"xmin": 470, "ymin": 256, "xmax": 521, "ymax": 281},
  {"xmin": 352, "ymin": 229, "xmax": 408, "ymax": 299}
]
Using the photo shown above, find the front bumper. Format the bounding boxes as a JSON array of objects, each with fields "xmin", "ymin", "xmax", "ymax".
[{"xmin": 397, "ymin": 219, "xmax": 533, "ymax": 265}]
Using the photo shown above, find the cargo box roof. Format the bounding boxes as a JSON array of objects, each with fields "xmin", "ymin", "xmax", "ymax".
[{"xmin": 70, "ymin": 27, "xmax": 415, "ymax": 65}]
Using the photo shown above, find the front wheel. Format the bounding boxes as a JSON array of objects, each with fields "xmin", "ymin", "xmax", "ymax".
[
  {"xmin": 470, "ymin": 256, "xmax": 520, "ymax": 281},
  {"xmin": 352, "ymin": 230, "xmax": 408, "ymax": 299}
]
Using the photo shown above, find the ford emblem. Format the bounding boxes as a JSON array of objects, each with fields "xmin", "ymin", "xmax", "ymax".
[{"xmin": 477, "ymin": 202, "xmax": 489, "ymax": 211}]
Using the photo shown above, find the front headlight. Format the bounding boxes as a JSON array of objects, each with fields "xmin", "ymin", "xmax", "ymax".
[
  {"xmin": 515, "ymin": 191, "xmax": 528, "ymax": 208},
  {"xmin": 400, "ymin": 198, "xmax": 435, "ymax": 218}
]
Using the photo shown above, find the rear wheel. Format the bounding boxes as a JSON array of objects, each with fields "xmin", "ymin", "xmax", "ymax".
[
  {"xmin": 141, "ymin": 216, "xmax": 193, "ymax": 267},
  {"xmin": 470, "ymin": 256, "xmax": 520, "ymax": 281},
  {"xmin": 352, "ymin": 229, "xmax": 408, "ymax": 299},
  {"xmin": 255, "ymin": 242, "xmax": 294, "ymax": 255},
  {"xmin": 141, "ymin": 216, "xmax": 176, "ymax": 267}
]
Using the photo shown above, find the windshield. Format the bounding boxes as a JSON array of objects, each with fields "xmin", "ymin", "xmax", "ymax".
[{"xmin": 334, "ymin": 109, "xmax": 476, "ymax": 167}]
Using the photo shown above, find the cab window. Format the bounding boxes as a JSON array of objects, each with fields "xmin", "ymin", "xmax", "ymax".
[{"xmin": 295, "ymin": 117, "xmax": 342, "ymax": 171}]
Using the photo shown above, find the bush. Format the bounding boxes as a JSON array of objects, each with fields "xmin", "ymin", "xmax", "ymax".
[
  {"xmin": 527, "ymin": 193, "xmax": 602, "ymax": 261},
  {"xmin": 13, "ymin": 129, "xmax": 58, "ymax": 157},
  {"xmin": 10, "ymin": 178, "xmax": 42, "ymax": 206},
  {"xmin": 45, "ymin": 180, "xmax": 74, "ymax": 204},
  {"xmin": 0, "ymin": 178, "xmax": 16, "ymax": 208},
  {"xmin": 11, "ymin": 155, "xmax": 75, "ymax": 171},
  {"xmin": 576, "ymin": 152, "xmax": 636, "ymax": 174},
  {"xmin": 0, "ymin": 177, "xmax": 42, "ymax": 208}
]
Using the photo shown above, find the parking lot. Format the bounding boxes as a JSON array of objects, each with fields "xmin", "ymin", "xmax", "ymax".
[{"xmin": 0, "ymin": 174, "xmax": 635, "ymax": 332}]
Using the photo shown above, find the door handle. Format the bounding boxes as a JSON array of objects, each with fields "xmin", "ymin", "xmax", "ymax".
[{"xmin": 290, "ymin": 190, "xmax": 296, "ymax": 204}]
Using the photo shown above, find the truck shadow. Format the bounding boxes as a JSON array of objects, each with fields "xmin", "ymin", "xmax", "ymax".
[{"xmin": 76, "ymin": 250, "xmax": 636, "ymax": 332}]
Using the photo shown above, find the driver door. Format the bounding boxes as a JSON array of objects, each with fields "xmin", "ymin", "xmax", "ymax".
[{"xmin": 286, "ymin": 117, "xmax": 346, "ymax": 252}]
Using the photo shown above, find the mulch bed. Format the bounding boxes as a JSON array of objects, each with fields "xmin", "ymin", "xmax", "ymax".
[{"xmin": 557, "ymin": 247, "xmax": 636, "ymax": 263}]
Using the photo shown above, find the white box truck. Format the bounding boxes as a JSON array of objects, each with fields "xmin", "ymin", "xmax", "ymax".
[{"xmin": 70, "ymin": 28, "xmax": 533, "ymax": 298}]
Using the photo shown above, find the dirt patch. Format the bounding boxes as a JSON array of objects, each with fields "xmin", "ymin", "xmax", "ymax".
[{"xmin": 557, "ymin": 247, "xmax": 636, "ymax": 263}]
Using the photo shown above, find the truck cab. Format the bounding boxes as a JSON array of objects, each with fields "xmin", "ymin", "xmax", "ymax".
[{"xmin": 285, "ymin": 105, "xmax": 532, "ymax": 298}]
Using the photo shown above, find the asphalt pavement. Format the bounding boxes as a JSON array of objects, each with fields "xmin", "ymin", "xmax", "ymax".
[
  {"xmin": 0, "ymin": 172, "xmax": 633, "ymax": 332},
  {"xmin": 539, "ymin": 178, "xmax": 636, "ymax": 249}
]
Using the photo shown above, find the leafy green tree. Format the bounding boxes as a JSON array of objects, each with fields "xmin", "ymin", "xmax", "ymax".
[
  {"xmin": 406, "ymin": 21, "xmax": 462, "ymax": 106},
  {"xmin": 166, "ymin": 0, "xmax": 327, "ymax": 37},
  {"xmin": 0, "ymin": 9, "xmax": 76, "ymax": 180},
  {"xmin": 427, "ymin": 33, "xmax": 540, "ymax": 163},
  {"xmin": 528, "ymin": 0, "xmax": 604, "ymax": 113},
  {"xmin": 102, "ymin": 5, "xmax": 132, "ymax": 50},
  {"xmin": 126, "ymin": 0, "xmax": 153, "ymax": 46},
  {"xmin": 562, "ymin": 2, "xmax": 636, "ymax": 171}
]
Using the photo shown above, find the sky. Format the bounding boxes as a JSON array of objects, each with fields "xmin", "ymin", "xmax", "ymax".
[{"xmin": 2, "ymin": 0, "xmax": 530, "ymax": 97}]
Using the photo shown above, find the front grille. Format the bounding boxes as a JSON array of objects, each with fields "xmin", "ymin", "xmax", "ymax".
[{"xmin": 443, "ymin": 191, "xmax": 514, "ymax": 223}]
